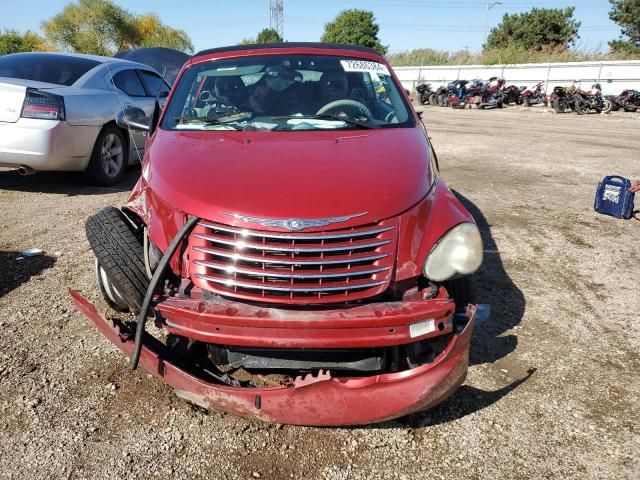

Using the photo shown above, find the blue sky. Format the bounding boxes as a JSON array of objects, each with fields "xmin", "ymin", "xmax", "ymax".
[{"xmin": 0, "ymin": 0, "xmax": 621, "ymax": 53}]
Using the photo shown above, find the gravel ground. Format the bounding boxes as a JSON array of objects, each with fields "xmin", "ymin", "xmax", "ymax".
[{"xmin": 0, "ymin": 106, "xmax": 638, "ymax": 479}]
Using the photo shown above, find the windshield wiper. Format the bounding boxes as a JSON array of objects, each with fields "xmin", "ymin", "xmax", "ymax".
[
  {"xmin": 273, "ymin": 114, "xmax": 378, "ymax": 129},
  {"xmin": 314, "ymin": 113, "xmax": 378, "ymax": 129}
]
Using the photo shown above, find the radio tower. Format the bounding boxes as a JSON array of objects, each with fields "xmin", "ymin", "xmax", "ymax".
[{"xmin": 270, "ymin": 0, "xmax": 284, "ymax": 39}]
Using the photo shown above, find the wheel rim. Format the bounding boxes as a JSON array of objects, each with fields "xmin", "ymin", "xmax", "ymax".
[
  {"xmin": 95, "ymin": 258, "xmax": 129, "ymax": 310},
  {"xmin": 100, "ymin": 133, "xmax": 124, "ymax": 178}
]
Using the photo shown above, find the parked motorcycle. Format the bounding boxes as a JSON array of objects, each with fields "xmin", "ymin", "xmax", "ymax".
[
  {"xmin": 433, "ymin": 81, "xmax": 455, "ymax": 107},
  {"xmin": 415, "ymin": 82, "xmax": 435, "ymax": 105},
  {"xmin": 550, "ymin": 85, "xmax": 576, "ymax": 113},
  {"xmin": 447, "ymin": 79, "xmax": 484, "ymax": 108},
  {"xmin": 502, "ymin": 84, "xmax": 526, "ymax": 105},
  {"xmin": 520, "ymin": 82, "xmax": 547, "ymax": 107},
  {"xmin": 614, "ymin": 89, "xmax": 640, "ymax": 112},
  {"xmin": 439, "ymin": 80, "xmax": 468, "ymax": 107},
  {"xmin": 434, "ymin": 83, "xmax": 453, "ymax": 106},
  {"xmin": 573, "ymin": 83, "xmax": 610, "ymax": 115},
  {"xmin": 477, "ymin": 77, "xmax": 505, "ymax": 109},
  {"xmin": 446, "ymin": 80, "xmax": 467, "ymax": 108}
]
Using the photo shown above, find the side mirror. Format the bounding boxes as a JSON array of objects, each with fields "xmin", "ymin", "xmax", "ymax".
[{"xmin": 116, "ymin": 106, "xmax": 149, "ymax": 132}]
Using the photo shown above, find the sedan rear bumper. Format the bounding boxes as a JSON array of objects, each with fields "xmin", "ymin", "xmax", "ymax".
[
  {"xmin": 0, "ymin": 119, "xmax": 98, "ymax": 171},
  {"xmin": 70, "ymin": 290, "xmax": 476, "ymax": 426}
]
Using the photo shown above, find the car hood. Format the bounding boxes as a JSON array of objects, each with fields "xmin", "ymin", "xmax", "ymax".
[{"xmin": 145, "ymin": 127, "xmax": 432, "ymax": 230}]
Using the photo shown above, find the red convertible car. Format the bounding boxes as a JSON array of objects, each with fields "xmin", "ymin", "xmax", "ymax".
[{"xmin": 72, "ymin": 43, "xmax": 484, "ymax": 426}]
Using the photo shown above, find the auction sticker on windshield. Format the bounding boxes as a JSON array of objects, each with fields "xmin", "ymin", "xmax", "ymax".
[{"xmin": 340, "ymin": 60, "xmax": 390, "ymax": 76}]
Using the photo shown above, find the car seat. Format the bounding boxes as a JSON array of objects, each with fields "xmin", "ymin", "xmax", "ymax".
[
  {"xmin": 318, "ymin": 70, "xmax": 349, "ymax": 105},
  {"xmin": 214, "ymin": 76, "xmax": 249, "ymax": 106},
  {"xmin": 345, "ymin": 72, "xmax": 370, "ymax": 104}
]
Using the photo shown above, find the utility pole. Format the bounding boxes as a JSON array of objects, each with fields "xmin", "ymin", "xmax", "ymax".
[
  {"xmin": 270, "ymin": 0, "xmax": 284, "ymax": 40},
  {"xmin": 483, "ymin": 1, "xmax": 502, "ymax": 46}
]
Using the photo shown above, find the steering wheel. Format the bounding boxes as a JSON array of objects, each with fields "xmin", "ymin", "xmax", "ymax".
[
  {"xmin": 384, "ymin": 111, "xmax": 398, "ymax": 123},
  {"xmin": 316, "ymin": 99, "xmax": 373, "ymax": 121}
]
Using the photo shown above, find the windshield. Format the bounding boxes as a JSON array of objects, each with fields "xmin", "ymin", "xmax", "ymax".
[{"xmin": 162, "ymin": 54, "xmax": 414, "ymax": 131}]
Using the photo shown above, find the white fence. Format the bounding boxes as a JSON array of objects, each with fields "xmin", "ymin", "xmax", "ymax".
[{"xmin": 394, "ymin": 60, "xmax": 640, "ymax": 96}]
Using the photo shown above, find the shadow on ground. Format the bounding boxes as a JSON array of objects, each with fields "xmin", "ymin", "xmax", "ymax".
[
  {"xmin": 394, "ymin": 191, "xmax": 529, "ymax": 427},
  {"xmin": 0, "ymin": 251, "xmax": 57, "ymax": 298},
  {"xmin": 404, "ymin": 368, "xmax": 537, "ymax": 428},
  {"xmin": 454, "ymin": 191, "xmax": 526, "ymax": 366},
  {"xmin": 0, "ymin": 167, "xmax": 139, "ymax": 196}
]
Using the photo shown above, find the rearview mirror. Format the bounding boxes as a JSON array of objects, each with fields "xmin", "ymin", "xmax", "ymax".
[{"xmin": 116, "ymin": 106, "xmax": 150, "ymax": 132}]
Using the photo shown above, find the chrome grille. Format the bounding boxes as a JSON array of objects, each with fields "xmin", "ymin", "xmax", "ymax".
[{"xmin": 189, "ymin": 220, "xmax": 396, "ymax": 304}]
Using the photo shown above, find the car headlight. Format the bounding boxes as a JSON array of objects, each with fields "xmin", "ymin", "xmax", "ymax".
[{"xmin": 423, "ymin": 222, "xmax": 483, "ymax": 282}]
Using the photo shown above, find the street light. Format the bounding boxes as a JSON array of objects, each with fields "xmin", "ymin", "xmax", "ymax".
[{"xmin": 484, "ymin": 1, "xmax": 502, "ymax": 46}]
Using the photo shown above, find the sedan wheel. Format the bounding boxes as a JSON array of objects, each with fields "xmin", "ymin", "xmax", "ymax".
[
  {"xmin": 86, "ymin": 125, "xmax": 127, "ymax": 186},
  {"xmin": 100, "ymin": 133, "xmax": 124, "ymax": 178}
]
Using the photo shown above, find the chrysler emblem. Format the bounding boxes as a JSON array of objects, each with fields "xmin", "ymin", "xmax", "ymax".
[
  {"xmin": 286, "ymin": 219, "xmax": 303, "ymax": 231},
  {"xmin": 222, "ymin": 212, "xmax": 367, "ymax": 231}
]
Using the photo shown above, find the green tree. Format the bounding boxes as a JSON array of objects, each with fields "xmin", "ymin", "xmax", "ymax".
[
  {"xmin": 609, "ymin": 0, "xmax": 640, "ymax": 54},
  {"xmin": 485, "ymin": 7, "xmax": 580, "ymax": 52},
  {"xmin": 0, "ymin": 29, "xmax": 50, "ymax": 55},
  {"xmin": 42, "ymin": 0, "xmax": 193, "ymax": 55},
  {"xmin": 42, "ymin": 0, "xmax": 133, "ymax": 55},
  {"xmin": 321, "ymin": 9, "xmax": 387, "ymax": 55},
  {"xmin": 132, "ymin": 14, "xmax": 193, "ymax": 53},
  {"xmin": 256, "ymin": 28, "xmax": 282, "ymax": 43}
]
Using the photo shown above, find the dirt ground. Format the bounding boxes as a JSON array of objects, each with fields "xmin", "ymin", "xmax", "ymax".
[{"xmin": 0, "ymin": 106, "xmax": 638, "ymax": 480}]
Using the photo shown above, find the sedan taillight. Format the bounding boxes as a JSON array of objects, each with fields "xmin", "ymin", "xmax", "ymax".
[{"xmin": 21, "ymin": 89, "xmax": 65, "ymax": 120}]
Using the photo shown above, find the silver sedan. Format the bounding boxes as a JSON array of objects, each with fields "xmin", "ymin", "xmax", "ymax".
[{"xmin": 0, "ymin": 52, "xmax": 171, "ymax": 185}]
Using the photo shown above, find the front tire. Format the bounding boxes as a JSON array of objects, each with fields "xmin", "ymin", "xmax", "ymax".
[
  {"xmin": 553, "ymin": 98, "xmax": 565, "ymax": 113},
  {"xmin": 85, "ymin": 125, "xmax": 127, "ymax": 186},
  {"xmin": 85, "ymin": 207, "xmax": 149, "ymax": 313}
]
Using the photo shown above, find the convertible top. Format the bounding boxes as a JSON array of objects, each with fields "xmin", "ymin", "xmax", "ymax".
[
  {"xmin": 195, "ymin": 42, "xmax": 380, "ymax": 58},
  {"xmin": 115, "ymin": 47, "xmax": 190, "ymax": 85}
]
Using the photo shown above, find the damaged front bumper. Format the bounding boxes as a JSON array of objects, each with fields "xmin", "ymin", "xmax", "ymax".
[{"xmin": 70, "ymin": 290, "xmax": 477, "ymax": 426}]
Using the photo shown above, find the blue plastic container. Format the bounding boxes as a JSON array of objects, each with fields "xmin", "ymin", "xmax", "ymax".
[{"xmin": 594, "ymin": 175, "xmax": 635, "ymax": 219}]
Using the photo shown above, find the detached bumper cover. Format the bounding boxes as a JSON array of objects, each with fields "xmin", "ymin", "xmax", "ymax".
[{"xmin": 70, "ymin": 290, "xmax": 476, "ymax": 426}]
